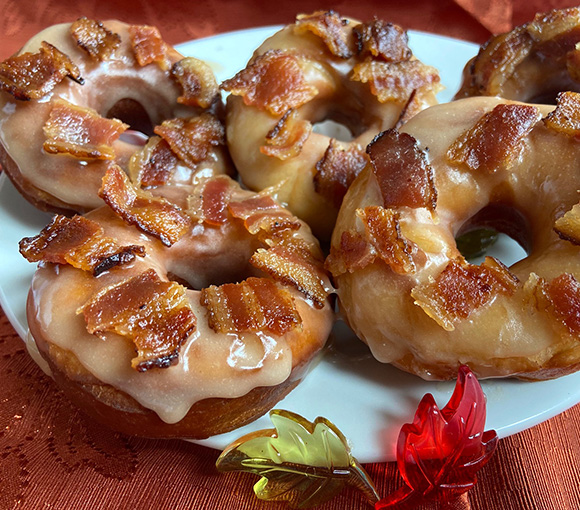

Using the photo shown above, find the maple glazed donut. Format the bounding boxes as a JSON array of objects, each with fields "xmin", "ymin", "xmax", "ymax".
[
  {"xmin": 21, "ymin": 170, "xmax": 334, "ymax": 438},
  {"xmin": 0, "ymin": 18, "xmax": 225, "ymax": 214},
  {"xmin": 327, "ymin": 93, "xmax": 580, "ymax": 381},
  {"xmin": 222, "ymin": 11, "xmax": 442, "ymax": 239},
  {"xmin": 457, "ymin": 7, "xmax": 580, "ymax": 103}
]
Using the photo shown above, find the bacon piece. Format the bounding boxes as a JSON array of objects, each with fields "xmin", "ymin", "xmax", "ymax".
[
  {"xmin": 200, "ymin": 277, "xmax": 301, "ymax": 335},
  {"xmin": 545, "ymin": 273, "xmax": 580, "ymax": 335},
  {"xmin": 351, "ymin": 60, "xmax": 440, "ymax": 104},
  {"xmin": 99, "ymin": 164, "xmax": 193, "ymax": 246},
  {"xmin": 188, "ymin": 176, "xmax": 233, "ymax": 226},
  {"xmin": 70, "ymin": 17, "xmax": 121, "ymax": 61},
  {"xmin": 129, "ymin": 136, "xmax": 179, "ymax": 188},
  {"xmin": 294, "ymin": 11, "xmax": 352, "ymax": 59},
  {"xmin": 129, "ymin": 24, "xmax": 170, "ymax": 70},
  {"xmin": 367, "ymin": 129, "xmax": 436, "ymax": 211},
  {"xmin": 251, "ymin": 245, "xmax": 329, "ymax": 308},
  {"xmin": 153, "ymin": 113, "xmax": 224, "ymax": 167},
  {"xmin": 325, "ymin": 230, "xmax": 376, "ymax": 276},
  {"xmin": 543, "ymin": 91, "xmax": 580, "ymax": 136},
  {"xmin": 260, "ymin": 109, "xmax": 312, "ymax": 160},
  {"xmin": 357, "ymin": 206, "xmax": 415, "ymax": 274},
  {"xmin": 228, "ymin": 194, "xmax": 301, "ymax": 235},
  {"xmin": 221, "ymin": 50, "xmax": 318, "ymax": 116},
  {"xmin": 314, "ymin": 139, "xmax": 368, "ymax": 208},
  {"xmin": 412, "ymin": 257, "xmax": 519, "ymax": 331},
  {"xmin": 80, "ymin": 269, "xmax": 196, "ymax": 371},
  {"xmin": 43, "ymin": 98, "xmax": 128, "ymax": 159},
  {"xmin": 527, "ymin": 7, "xmax": 580, "ymax": 58},
  {"xmin": 456, "ymin": 28, "xmax": 533, "ymax": 98},
  {"xmin": 447, "ymin": 104, "xmax": 540, "ymax": 173},
  {"xmin": 353, "ymin": 19, "xmax": 411, "ymax": 62},
  {"xmin": 19, "ymin": 214, "xmax": 145, "ymax": 276},
  {"xmin": 171, "ymin": 57, "xmax": 219, "ymax": 108},
  {"xmin": 0, "ymin": 41, "xmax": 83, "ymax": 100},
  {"xmin": 555, "ymin": 203, "xmax": 580, "ymax": 244}
]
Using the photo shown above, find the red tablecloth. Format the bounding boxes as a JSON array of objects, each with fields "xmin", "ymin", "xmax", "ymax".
[{"xmin": 2, "ymin": 1, "xmax": 580, "ymax": 508}]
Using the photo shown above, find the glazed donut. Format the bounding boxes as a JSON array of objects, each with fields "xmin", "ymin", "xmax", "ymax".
[
  {"xmin": 0, "ymin": 18, "xmax": 224, "ymax": 214},
  {"xmin": 21, "ymin": 170, "xmax": 334, "ymax": 438},
  {"xmin": 327, "ymin": 93, "xmax": 580, "ymax": 381},
  {"xmin": 222, "ymin": 11, "xmax": 442, "ymax": 239},
  {"xmin": 457, "ymin": 7, "xmax": 580, "ymax": 103}
]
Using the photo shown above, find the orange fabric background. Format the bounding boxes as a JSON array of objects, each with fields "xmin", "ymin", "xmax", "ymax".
[{"xmin": 2, "ymin": 1, "xmax": 580, "ymax": 509}]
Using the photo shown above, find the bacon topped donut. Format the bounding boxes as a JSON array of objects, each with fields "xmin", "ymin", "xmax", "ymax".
[
  {"xmin": 457, "ymin": 7, "xmax": 580, "ymax": 103},
  {"xmin": 0, "ymin": 18, "xmax": 228, "ymax": 214},
  {"xmin": 222, "ymin": 11, "xmax": 441, "ymax": 239},
  {"xmin": 328, "ymin": 94, "xmax": 580, "ymax": 380},
  {"xmin": 21, "ymin": 171, "xmax": 334, "ymax": 438}
]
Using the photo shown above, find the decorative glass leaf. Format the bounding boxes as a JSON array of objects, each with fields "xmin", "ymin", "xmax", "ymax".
[
  {"xmin": 376, "ymin": 366, "xmax": 498, "ymax": 508},
  {"xmin": 216, "ymin": 409, "xmax": 379, "ymax": 508}
]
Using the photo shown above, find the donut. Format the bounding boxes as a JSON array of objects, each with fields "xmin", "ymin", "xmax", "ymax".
[
  {"xmin": 222, "ymin": 11, "xmax": 442, "ymax": 239},
  {"xmin": 0, "ymin": 18, "xmax": 226, "ymax": 214},
  {"xmin": 20, "ymin": 169, "xmax": 334, "ymax": 438},
  {"xmin": 457, "ymin": 7, "xmax": 580, "ymax": 103},
  {"xmin": 327, "ymin": 93, "xmax": 580, "ymax": 381}
]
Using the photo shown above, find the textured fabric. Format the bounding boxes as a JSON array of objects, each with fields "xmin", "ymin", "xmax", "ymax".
[{"xmin": 2, "ymin": 1, "xmax": 580, "ymax": 509}]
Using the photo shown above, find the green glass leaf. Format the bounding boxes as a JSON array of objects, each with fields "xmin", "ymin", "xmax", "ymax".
[
  {"xmin": 216, "ymin": 409, "xmax": 379, "ymax": 508},
  {"xmin": 456, "ymin": 228, "xmax": 498, "ymax": 260}
]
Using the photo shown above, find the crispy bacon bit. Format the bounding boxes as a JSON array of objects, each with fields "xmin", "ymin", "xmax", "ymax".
[
  {"xmin": 171, "ymin": 57, "xmax": 219, "ymax": 108},
  {"xmin": 0, "ymin": 41, "xmax": 83, "ymax": 100},
  {"xmin": 251, "ymin": 245, "xmax": 329, "ymax": 308},
  {"xmin": 367, "ymin": 129, "xmax": 437, "ymax": 211},
  {"xmin": 412, "ymin": 257, "xmax": 519, "ymax": 331},
  {"xmin": 19, "ymin": 214, "xmax": 145, "ymax": 276},
  {"xmin": 314, "ymin": 139, "xmax": 368, "ymax": 208},
  {"xmin": 154, "ymin": 113, "xmax": 224, "ymax": 167},
  {"xmin": 545, "ymin": 273, "xmax": 580, "ymax": 334},
  {"xmin": 99, "ymin": 164, "xmax": 192, "ymax": 246},
  {"xmin": 201, "ymin": 277, "xmax": 301, "ymax": 335},
  {"xmin": 228, "ymin": 194, "xmax": 301, "ymax": 235},
  {"xmin": 221, "ymin": 50, "xmax": 318, "ymax": 116},
  {"xmin": 129, "ymin": 136, "xmax": 179, "ymax": 188},
  {"xmin": 188, "ymin": 176, "xmax": 233, "ymax": 226},
  {"xmin": 80, "ymin": 269, "xmax": 196, "ymax": 371},
  {"xmin": 351, "ymin": 60, "xmax": 440, "ymax": 104},
  {"xmin": 128, "ymin": 24, "xmax": 170, "ymax": 70},
  {"xmin": 357, "ymin": 206, "xmax": 414, "ymax": 274},
  {"xmin": 325, "ymin": 230, "xmax": 376, "ymax": 276},
  {"xmin": 555, "ymin": 203, "xmax": 580, "ymax": 244},
  {"xmin": 70, "ymin": 17, "xmax": 121, "ymax": 61},
  {"xmin": 447, "ymin": 104, "xmax": 540, "ymax": 173},
  {"xmin": 543, "ymin": 91, "xmax": 580, "ymax": 136},
  {"xmin": 456, "ymin": 28, "xmax": 533, "ymax": 98},
  {"xmin": 353, "ymin": 19, "xmax": 411, "ymax": 62},
  {"xmin": 294, "ymin": 11, "xmax": 352, "ymax": 59},
  {"xmin": 260, "ymin": 109, "xmax": 312, "ymax": 160},
  {"xmin": 43, "ymin": 98, "xmax": 128, "ymax": 159},
  {"xmin": 527, "ymin": 7, "xmax": 580, "ymax": 57}
]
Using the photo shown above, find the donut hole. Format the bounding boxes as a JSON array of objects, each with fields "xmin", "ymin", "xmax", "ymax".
[
  {"xmin": 312, "ymin": 119, "xmax": 354, "ymax": 142},
  {"xmin": 164, "ymin": 224, "xmax": 264, "ymax": 291},
  {"xmin": 107, "ymin": 98, "xmax": 155, "ymax": 137},
  {"xmin": 456, "ymin": 203, "xmax": 529, "ymax": 266}
]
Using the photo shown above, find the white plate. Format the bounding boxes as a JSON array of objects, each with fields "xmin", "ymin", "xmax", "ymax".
[{"xmin": 2, "ymin": 27, "xmax": 580, "ymax": 464}]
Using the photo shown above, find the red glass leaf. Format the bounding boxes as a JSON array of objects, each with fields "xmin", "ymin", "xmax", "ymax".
[{"xmin": 376, "ymin": 366, "xmax": 498, "ymax": 508}]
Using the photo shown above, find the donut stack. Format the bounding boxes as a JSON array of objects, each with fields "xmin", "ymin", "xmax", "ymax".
[{"xmin": 3, "ymin": 8, "xmax": 580, "ymax": 439}]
